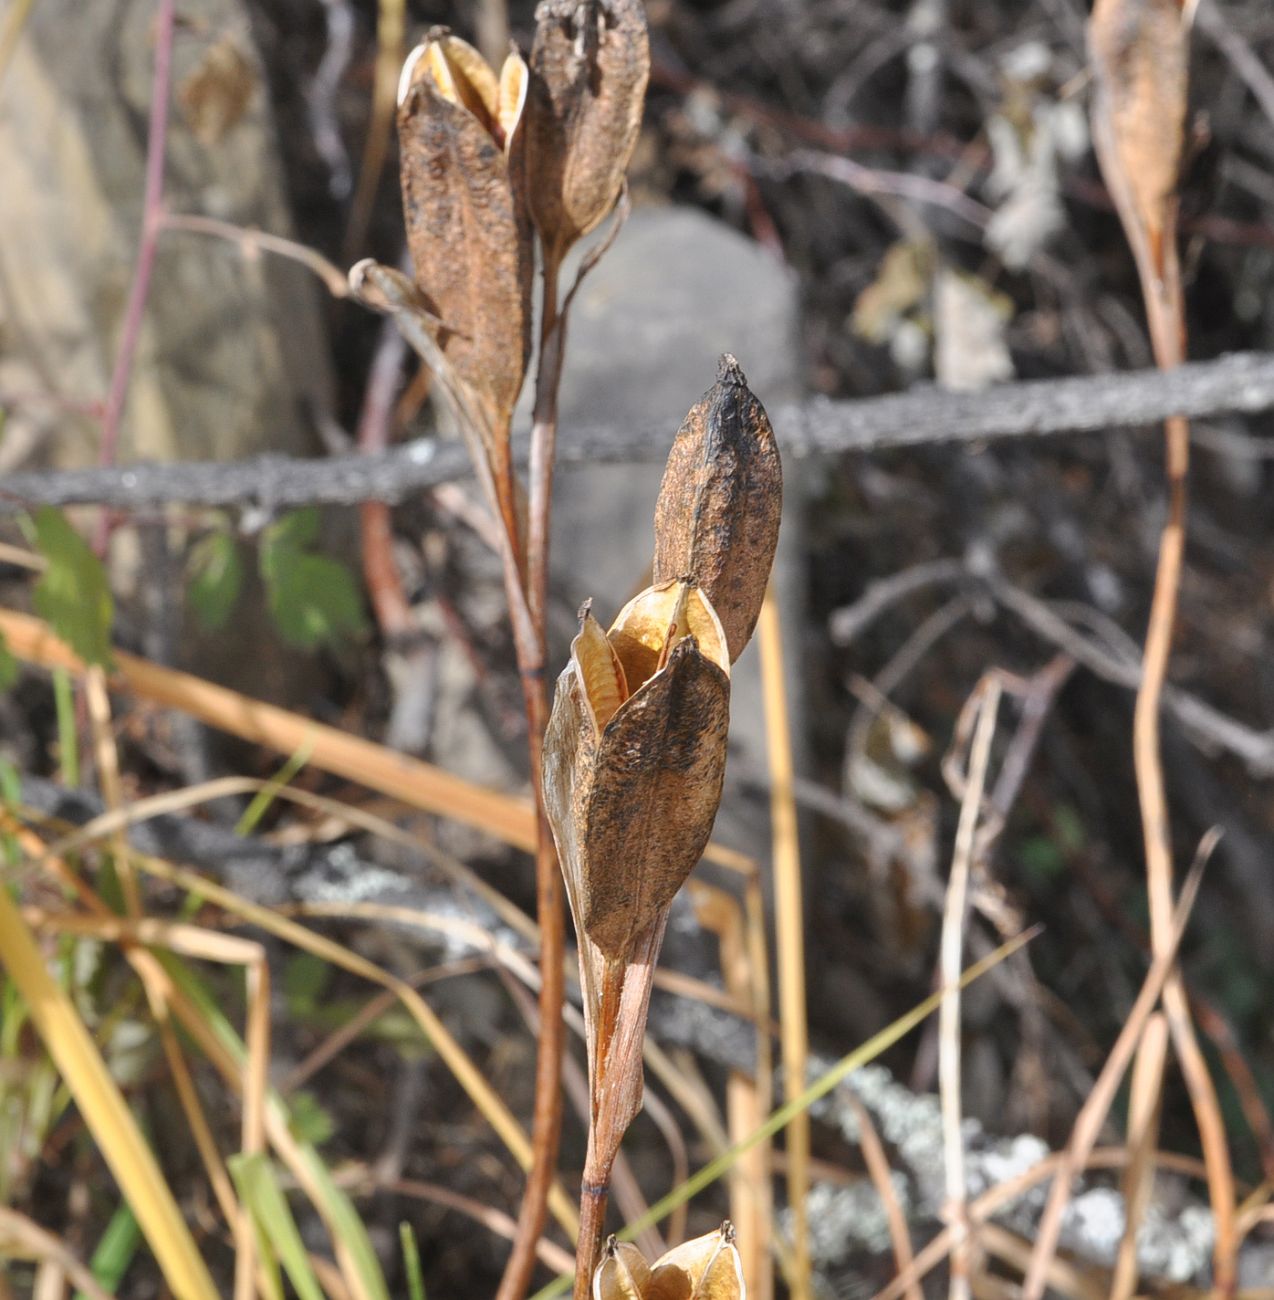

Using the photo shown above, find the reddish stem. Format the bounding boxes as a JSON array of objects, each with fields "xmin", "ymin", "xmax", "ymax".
[
  {"xmin": 94, "ymin": 0, "xmax": 176, "ymax": 556},
  {"xmin": 358, "ymin": 322, "xmax": 412, "ymax": 638}
]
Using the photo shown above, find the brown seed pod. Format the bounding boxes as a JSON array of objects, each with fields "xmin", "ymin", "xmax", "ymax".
[
  {"xmin": 396, "ymin": 31, "xmax": 533, "ymax": 442},
  {"xmin": 593, "ymin": 1238, "xmax": 653, "ymax": 1300},
  {"xmin": 653, "ymin": 355, "xmax": 783, "ymax": 664},
  {"xmin": 592, "ymin": 1224, "xmax": 745, "ymax": 1300},
  {"xmin": 646, "ymin": 1223, "xmax": 745, "ymax": 1300},
  {"xmin": 543, "ymin": 580, "xmax": 731, "ymax": 962},
  {"xmin": 1088, "ymin": 0, "xmax": 1190, "ymax": 275},
  {"xmin": 524, "ymin": 0, "xmax": 649, "ymax": 262}
]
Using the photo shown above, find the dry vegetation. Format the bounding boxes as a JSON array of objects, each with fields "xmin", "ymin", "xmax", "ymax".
[{"xmin": 1, "ymin": 1, "xmax": 1274, "ymax": 1298}]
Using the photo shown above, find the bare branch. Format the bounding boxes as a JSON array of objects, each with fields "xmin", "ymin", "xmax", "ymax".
[{"xmin": 4, "ymin": 351, "xmax": 1274, "ymax": 515}]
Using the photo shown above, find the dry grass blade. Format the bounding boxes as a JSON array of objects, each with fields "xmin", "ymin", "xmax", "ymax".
[
  {"xmin": 0, "ymin": 605, "xmax": 536, "ymax": 849},
  {"xmin": 345, "ymin": 1173, "xmax": 577, "ymax": 1274},
  {"xmin": 1020, "ymin": 848, "xmax": 1209, "ymax": 1299},
  {"xmin": 343, "ymin": 0, "xmax": 405, "ymax": 261},
  {"xmin": 0, "ymin": 1207, "xmax": 115, "ymax": 1300},
  {"xmin": 692, "ymin": 879, "xmax": 774, "ymax": 1299},
  {"xmin": 871, "ymin": 1146, "xmax": 1212, "ymax": 1300},
  {"xmin": 31, "ymin": 908, "xmax": 272, "ymax": 1299},
  {"xmin": 977, "ymin": 1223, "xmax": 1104, "ymax": 1300},
  {"xmin": 847, "ymin": 1095, "xmax": 921, "ymax": 1300},
  {"xmin": 125, "ymin": 849, "xmax": 581, "ymax": 1240},
  {"xmin": 939, "ymin": 676, "xmax": 1001, "ymax": 1300},
  {"xmin": 0, "ymin": 888, "xmax": 219, "ymax": 1300},
  {"xmin": 1110, "ymin": 1010, "xmax": 1169, "ymax": 1300},
  {"xmin": 0, "ymin": 606, "xmax": 755, "ymax": 878},
  {"xmin": 759, "ymin": 584, "xmax": 810, "ymax": 1300}
]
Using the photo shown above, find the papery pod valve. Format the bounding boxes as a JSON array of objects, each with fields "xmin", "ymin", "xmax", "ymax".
[
  {"xmin": 593, "ymin": 1224, "xmax": 746, "ymax": 1300},
  {"xmin": 543, "ymin": 579, "xmax": 731, "ymax": 962},
  {"xmin": 396, "ymin": 29, "xmax": 533, "ymax": 440}
]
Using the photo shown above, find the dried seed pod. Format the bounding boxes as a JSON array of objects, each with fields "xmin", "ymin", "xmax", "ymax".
[
  {"xmin": 1088, "ymin": 0, "xmax": 1190, "ymax": 274},
  {"xmin": 525, "ymin": 0, "xmax": 649, "ymax": 261},
  {"xmin": 544, "ymin": 580, "xmax": 730, "ymax": 961},
  {"xmin": 594, "ymin": 1224, "xmax": 745, "ymax": 1300},
  {"xmin": 397, "ymin": 30, "xmax": 532, "ymax": 441},
  {"xmin": 593, "ymin": 1238, "xmax": 653, "ymax": 1300},
  {"xmin": 647, "ymin": 1223, "xmax": 745, "ymax": 1300},
  {"xmin": 653, "ymin": 355, "xmax": 783, "ymax": 664}
]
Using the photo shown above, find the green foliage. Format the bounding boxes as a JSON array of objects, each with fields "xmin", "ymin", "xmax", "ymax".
[
  {"xmin": 259, "ymin": 509, "xmax": 368, "ymax": 651},
  {"xmin": 400, "ymin": 1222, "xmax": 427, "ymax": 1300},
  {"xmin": 52, "ymin": 667, "xmax": 78, "ymax": 787},
  {"xmin": 283, "ymin": 951, "xmax": 332, "ymax": 1008},
  {"xmin": 235, "ymin": 740, "xmax": 313, "ymax": 837},
  {"xmin": 28, "ymin": 507, "xmax": 114, "ymax": 668},
  {"xmin": 76, "ymin": 1203, "xmax": 141, "ymax": 1299},
  {"xmin": 0, "ymin": 630, "xmax": 18, "ymax": 691},
  {"xmin": 187, "ymin": 529, "xmax": 244, "ymax": 632},
  {"xmin": 287, "ymin": 1090, "xmax": 335, "ymax": 1147},
  {"xmin": 229, "ymin": 1152, "xmax": 325, "ymax": 1300}
]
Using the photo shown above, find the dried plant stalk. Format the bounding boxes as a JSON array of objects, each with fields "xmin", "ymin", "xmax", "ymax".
[{"xmin": 544, "ymin": 361, "xmax": 781, "ymax": 1296}]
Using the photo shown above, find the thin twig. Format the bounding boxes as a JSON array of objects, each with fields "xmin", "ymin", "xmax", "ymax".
[
  {"xmin": 1020, "ymin": 846, "xmax": 1211, "ymax": 1299},
  {"xmin": 938, "ymin": 676, "xmax": 1001, "ymax": 1300},
  {"xmin": 9, "ymin": 352, "xmax": 1274, "ymax": 514},
  {"xmin": 93, "ymin": 0, "xmax": 176, "ymax": 554},
  {"xmin": 1110, "ymin": 1011, "xmax": 1169, "ymax": 1300},
  {"xmin": 159, "ymin": 213, "xmax": 351, "ymax": 299}
]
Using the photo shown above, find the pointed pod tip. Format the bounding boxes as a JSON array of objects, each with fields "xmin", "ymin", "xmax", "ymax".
[
  {"xmin": 716, "ymin": 353, "xmax": 748, "ymax": 388},
  {"xmin": 577, "ymin": 597, "xmax": 594, "ymax": 624}
]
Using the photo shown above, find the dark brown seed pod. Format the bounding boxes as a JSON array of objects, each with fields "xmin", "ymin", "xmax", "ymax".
[
  {"xmin": 652, "ymin": 355, "xmax": 783, "ymax": 664},
  {"xmin": 397, "ymin": 31, "xmax": 532, "ymax": 443},
  {"xmin": 543, "ymin": 581, "xmax": 731, "ymax": 962},
  {"xmin": 524, "ymin": 0, "xmax": 649, "ymax": 263}
]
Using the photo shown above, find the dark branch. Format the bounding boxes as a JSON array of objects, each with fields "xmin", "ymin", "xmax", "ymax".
[{"xmin": 5, "ymin": 352, "xmax": 1274, "ymax": 515}]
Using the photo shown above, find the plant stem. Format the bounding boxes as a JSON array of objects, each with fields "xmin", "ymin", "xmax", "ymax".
[
  {"xmin": 1131, "ymin": 232, "xmax": 1236, "ymax": 1294},
  {"xmin": 495, "ymin": 249, "xmax": 569, "ymax": 1300},
  {"xmin": 572, "ymin": 1144, "xmax": 613, "ymax": 1300},
  {"xmin": 94, "ymin": 0, "xmax": 175, "ymax": 557}
]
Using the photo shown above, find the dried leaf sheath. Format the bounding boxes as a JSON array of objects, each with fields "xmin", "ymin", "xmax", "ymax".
[{"xmin": 397, "ymin": 59, "xmax": 532, "ymax": 442}]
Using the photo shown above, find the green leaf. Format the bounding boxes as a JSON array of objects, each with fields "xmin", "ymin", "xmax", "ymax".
[
  {"xmin": 260, "ymin": 509, "xmax": 368, "ymax": 651},
  {"xmin": 29, "ymin": 508, "xmax": 114, "ymax": 668},
  {"xmin": 283, "ymin": 951, "xmax": 332, "ymax": 1009},
  {"xmin": 400, "ymin": 1222, "xmax": 426, "ymax": 1300},
  {"xmin": 158, "ymin": 953, "xmax": 392, "ymax": 1300},
  {"xmin": 188, "ymin": 530, "xmax": 244, "ymax": 631},
  {"xmin": 75, "ymin": 1202, "xmax": 141, "ymax": 1298},
  {"xmin": 0, "ymin": 630, "xmax": 17, "ymax": 691},
  {"xmin": 229, "ymin": 1153, "xmax": 325, "ymax": 1300},
  {"xmin": 287, "ymin": 1091, "xmax": 335, "ymax": 1147}
]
